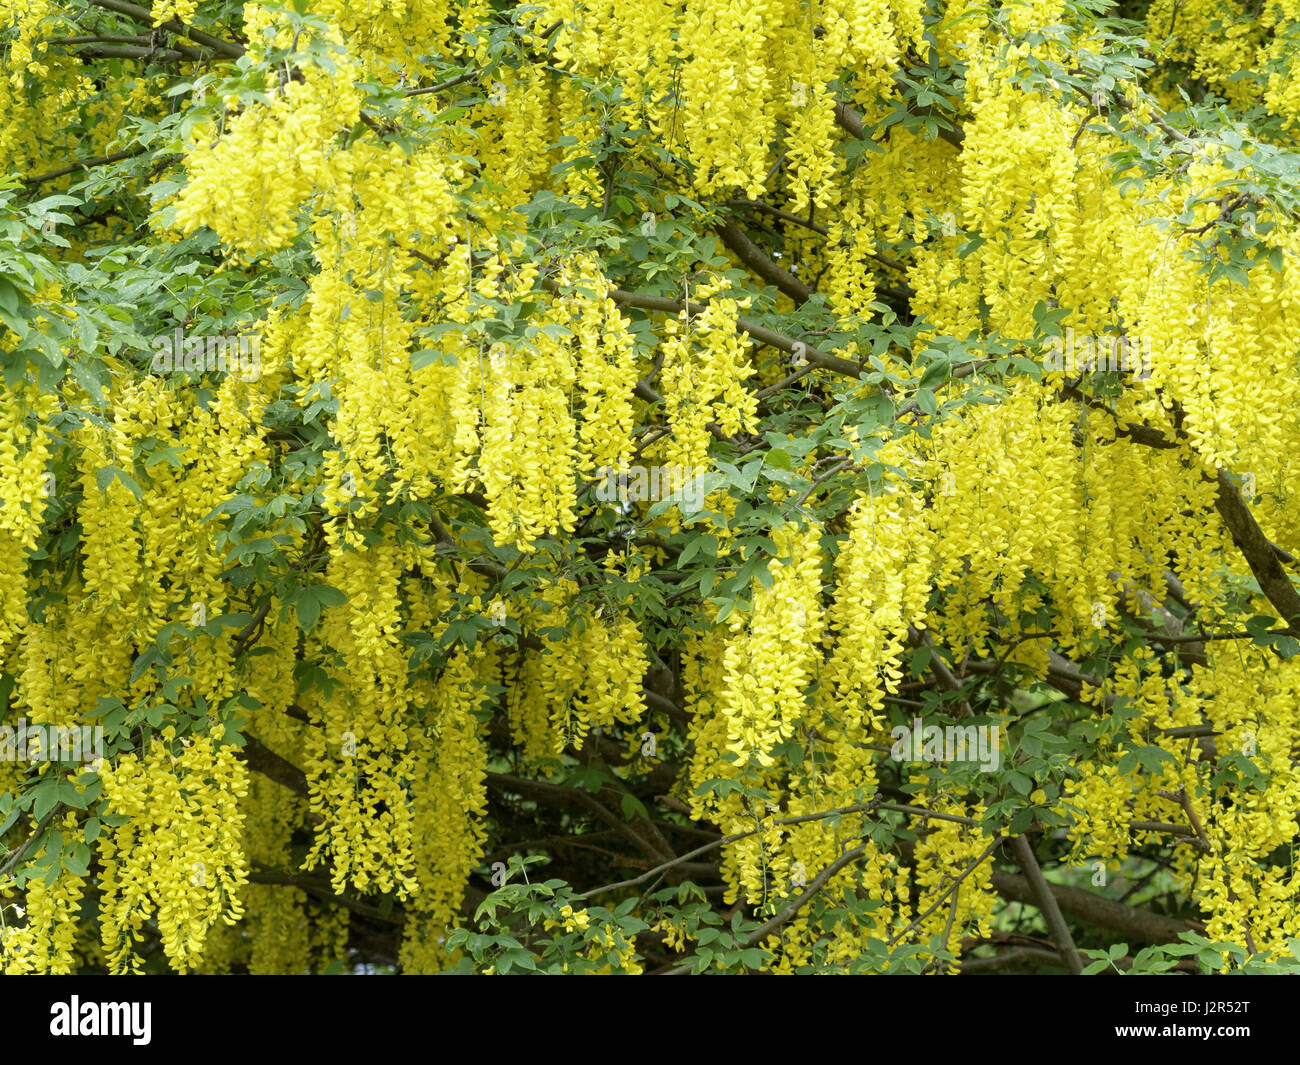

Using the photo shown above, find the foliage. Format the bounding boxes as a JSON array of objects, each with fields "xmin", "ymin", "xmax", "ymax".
[{"xmin": 1, "ymin": 0, "xmax": 1300, "ymax": 974}]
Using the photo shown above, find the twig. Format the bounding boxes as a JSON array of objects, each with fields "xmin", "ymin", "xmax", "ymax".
[
  {"xmin": 665, "ymin": 841, "xmax": 873, "ymax": 973},
  {"xmin": 887, "ymin": 835, "xmax": 1002, "ymax": 947},
  {"xmin": 0, "ymin": 804, "xmax": 63, "ymax": 882},
  {"xmin": 576, "ymin": 798, "xmax": 882, "ymax": 900}
]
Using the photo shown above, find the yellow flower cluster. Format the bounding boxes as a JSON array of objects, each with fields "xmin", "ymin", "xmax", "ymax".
[
  {"xmin": 1261, "ymin": 4, "xmax": 1300, "ymax": 128},
  {"xmin": 820, "ymin": 486, "xmax": 932, "ymax": 732},
  {"xmin": 400, "ymin": 648, "xmax": 491, "ymax": 973},
  {"xmin": 541, "ymin": 0, "xmax": 919, "ymax": 200},
  {"xmin": 510, "ymin": 575, "xmax": 649, "ymax": 756},
  {"xmin": 566, "ymin": 262, "xmax": 641, "ymax": 476},
  {"xmin": 0, "ymin": 382, "xmax": 56, "ymax": 645},
  {"xmin": 97, "ymin": 729, "xmax": 250, "ymax": 974},
  {"xmin": 169, "ymin": 12, "xmax": 362, "ymax": 259},
  {"xmin": 959, "ymin": 43, "xmax": 1077, "ymax": 338},
  {"xmin": 921, "ymin": 385, "xmax": 1216, "ymax": 660},
  {"xmin": 473, "ymin": 68, "xmax": 562, "ymax": 201},
  {"xmin": 0, "ymin": 812, "xmax": 86, "ymax": 975},
  {"xmin": 305, "ymin": 140, "xmax": 464, "ymax": 540},
  {"xmin": 2, "ymin": 0, "xmax": 54, "ymax": 88},
  {"xmin": 654, "ymin": 278, "xmax": 758, "ymax": 475},
  {"xmin": 149, "ymin": 0, "xmax": 199, "ymax": 26},
  {"xmin": 303, "ymin": 536, "xmax": 418, "ymax": 897},
  {"xmin": 718, "ymin": 524, "xmax": 824, "ymax": 771},
  {"xmin": 477, "ymin": 325, "xmax": 580, "ymax": 551},
  {"xmin": 308, "ymin": 0, "xmax": 486, "ymax": 77},
  {"xmin": 910, "ymin": 803, "xmax": 999, "ymax": 970},
  {"xmin": 10, "ymin": 0, "xmax": 1300, "ymax": 979},
  {"xmin": 229, "ymin": 618, "xmax": 313, "ymax": 975},
  {"xmin": 1145, "ymin": 0, "xmax": 1263, "ymax": 110}
]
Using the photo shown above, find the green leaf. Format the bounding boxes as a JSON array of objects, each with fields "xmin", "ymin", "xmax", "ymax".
[
  {"xmin": 1245, "ymin": 615, "xmax": 1277, "ymax": 642},
  {"xmin": 1005, "ymin": 770, "xmax": 1033, "ymax": 796},
  {"xmin": 95, "ymin": 465, "xmax": 142, "ymax": 501},
  {"xmin": 293, "ymin": 583, "xmax": 348, "ymax": 631},
  {"xmin": 31, "ymin": 779, "xmax": 59, "ymax": 822},
  {"xmin": 129, "ymin": 646, "xmax": 159, "ymax": 686},
  {"xmin": 63, "ymin": 842, "xmax": 91, "ymax": 876},
  {"xmin": 0, "ymin": 278, "xmax": 20, "ymax": 317},
  {"xmin": 295, "ymin": 590, "xmax": 321, "ymax": 631},
  {"xmin": 919, "ymin": 360, "xmax": 949, "ymax": 390}
]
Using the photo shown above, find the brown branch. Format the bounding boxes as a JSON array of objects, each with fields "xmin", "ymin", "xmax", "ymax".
[
  {"xmin": 725, "ymin": 198, "xmax": 829, "ymax": 236},
  {"xmin": 1059, "ymin": 385, "xmax": 1298, "ymax": 632},
  {"xmin": 886, "ymin": 835, "xmax": 1003, "ymax": 948},
  {"xmin": 1009, "ymin": 834, "xmax": 1083, "ymax": 973},
  {"xmin": 240, "ymin": 733, "xmax": 308, "ymax": 797},
  {"xmin": 487, "ymin": 771, "xmax": 670, "ymax": 867},
  {"xmin": 541, "ymin": 278, "xmax": 865, "ymax": 377},
  {"xmin": 1213, "ymin": 467, "xmax": 1300, "ymax": 635},
  {"xmin": 1155, "ymin": 786, "xmax": 1214, "ymax": 855},
  {"xmin": 84, "ymin": 0, "xmax": 245, "ymax": 58},
  {"xmin": 990, "ymin": 869, "xmax": 1197, "ymax": 944},
  {"xmin": 715, "ymin": 220, "xmax": 815, "ymax": 303},
  {"xmin": 62, "ymin": 42, "xmax": 187, "ymax": 61},
  {"xmin": 1129, "ymin": 820, "xmax": 1211, "ymax": 853},
  {"xmin": 248, "ymin": 866, "xmax": 403, "ymax": 926},
  {"xmin": 404, "ymin": 70, "xmax": 478, "ymax": 97},
  {"xmin": 665, "ymin": 840, "xmax": 874, "ymax": 973},
  {"xmin": 575, "ymin": 798, "xmax": 883, "ymax": 900},
  {"xmin": 835, "ymin": 98, "xmax": 964, "ymax": 152},
  {"xmin": 22, "ymin": 146, "xmax": 151, "ymax": 187},
  {"xmin": 0, "ymin": 804, "xmax": 63, "ymax": 882},
  {"xmin": 957, "ymin": 945, "xmax": 1064, "ymax": 972}
]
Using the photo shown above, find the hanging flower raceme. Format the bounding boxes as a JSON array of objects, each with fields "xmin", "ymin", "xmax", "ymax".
[
  {"xmin": 168, "ymin": 8, "xmax": 362, "ymax": 260},
  {"xmin": 96, "ymin": 729, "xmax": 250, "ymax": 974}
]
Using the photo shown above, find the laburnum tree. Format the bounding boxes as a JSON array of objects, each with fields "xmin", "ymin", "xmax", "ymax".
[{"xmin": 1, "ymin": 0, "xmax": 1299, "ymax": 977}]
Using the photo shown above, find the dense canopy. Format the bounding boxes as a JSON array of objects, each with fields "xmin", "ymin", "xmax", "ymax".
[{"xmin": 2, "ymin": 0, "xmax": 1300, "ymax": 975}]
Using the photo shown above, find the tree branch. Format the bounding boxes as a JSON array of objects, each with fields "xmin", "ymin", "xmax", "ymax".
[
  {"xmin": 715, "ymin": 220, "xmax": 815, "ymax": 303},
  {"xmin": 1009, "ymin": 834, "xmax": 1083, "ymax": 974},
  {"xmin": 990, "ymin": 869, "xmax": 1196, "ymax": 944},
  {"xmin": 665, "ymin": 841, "xmax": 873, "ymax": 973},
  {"xmin": 85, "ymin": 0, "xmax": 245, "ymax": 58}
]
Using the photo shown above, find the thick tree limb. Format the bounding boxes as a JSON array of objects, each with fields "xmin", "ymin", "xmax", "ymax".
[
  {"xmin": 958, "ymin": 946, "xmax": 1064, "ymax": 972},
  {"xmin": 249, "ymin": 867, "xmax": 403, "ymax": 927},
  {"xmin": 241, "ymin": 733, "xmax": 308, "ymax": 797},
  {"xmin": 85, "ymin": 0, "xmax": 245, "ymax": 58},
  {"xmin": 63, "ymin": 43, "xmax": 187, "ymax": 61},
  {"xmin": 715, "ymin": 220, "xmax": 815, "ymax": 303},
  {"xmin": 1009, "ymin": 834, "xmax": 1084, "ymax": 974},
  {"xmin": 487, "ymin": 771, "xmax": 670, "ymax": 867},
  {"xmin": 991, "ymin": 869, "xmax": 1196, "ymax": 945},
  {"xmin": 1213, "ymin": 467, "xmax": 1300, "ymax": 635},
  {"xmin": 22, "ymin": 146, "xmax": 151, "ymax": 187}
]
